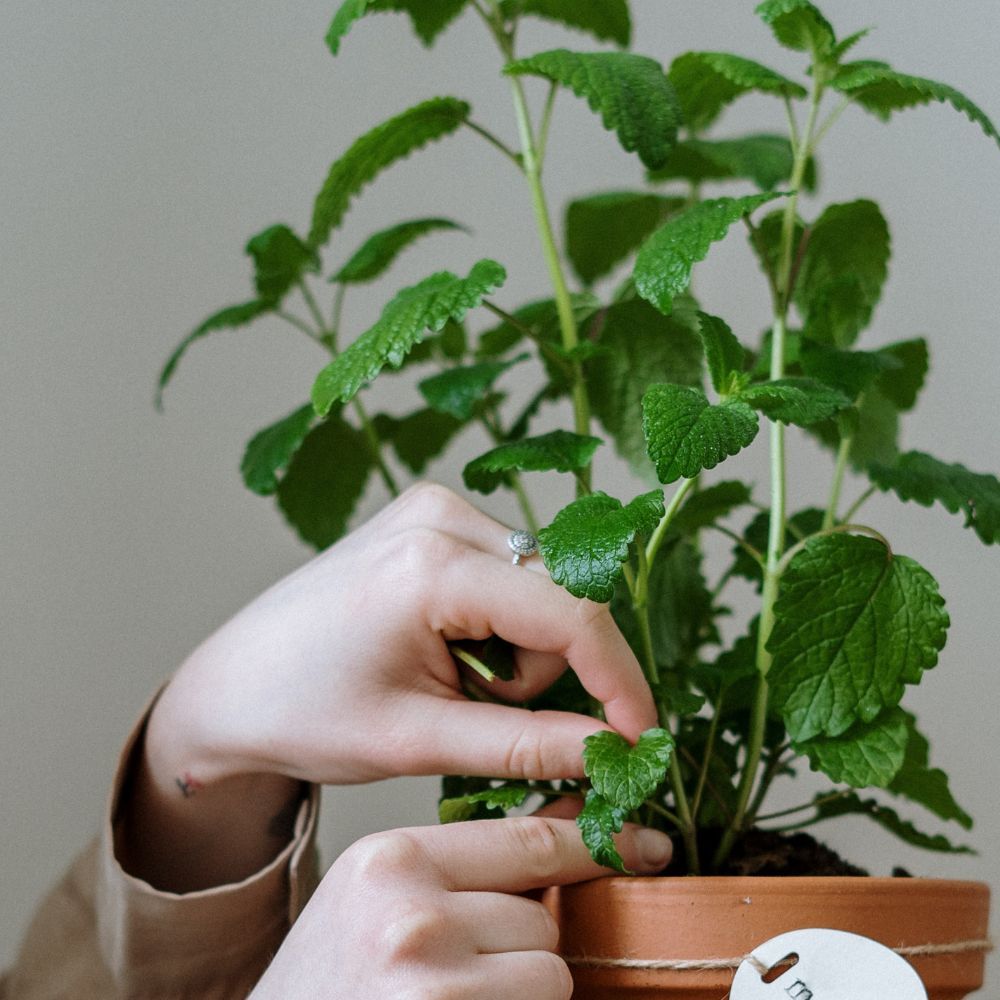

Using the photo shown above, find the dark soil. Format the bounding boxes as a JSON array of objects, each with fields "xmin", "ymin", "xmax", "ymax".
[{"xmin": 665, "ymin": 827, "xmax": 871, "ymax": 877}]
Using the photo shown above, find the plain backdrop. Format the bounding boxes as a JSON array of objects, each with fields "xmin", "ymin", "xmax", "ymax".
[{"xmin": 3, "ymin": 0, "xmax": 998, "ymax": 988}]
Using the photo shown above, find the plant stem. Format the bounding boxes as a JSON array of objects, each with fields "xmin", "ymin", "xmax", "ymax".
[
  {"xmin": 450, "ymin": 645, "xmax": 497, "ymax": 683},
  {"xmin": 354, "ymin": 396, "xmax": 400, "ymax": 496},
  {"xmin": 464, "ymin": 119, "xmax": 524, "ymax": 170},
  {"xmin": 714, "ymin": 65, "xmax": 827, "ymax": 870},
  {"xmin": 842, "ymin": 484, "xmax": 876, "ymax": 523},
  {"xmin": 644, "ymin": 799, "xmax": 684, "ymax": 828},
  {"xmin": 645, "ymin": 477, "xmax": 695, "ymax": 566},
  {"xmin": 823, "ymin": 433, "xmax": 854, "ymax": 529},
  {"xmin": 510, "ymin": 476, "xmax": 541, "ymax": 535},
  {"xmin": 690, "ymin": 697, "xmax": 722, "ymax": 822},
  {"xmin": 758, "ymin": 789, "xmax": 852, "ymax": 826}
]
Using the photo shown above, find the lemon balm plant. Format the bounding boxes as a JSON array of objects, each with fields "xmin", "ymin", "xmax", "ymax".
[{"xmin": 159, "ymin": 0, "xmax": 1000, "ymax": 877}]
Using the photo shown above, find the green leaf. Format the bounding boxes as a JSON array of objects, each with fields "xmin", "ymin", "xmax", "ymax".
[
  {"xmin": 309, "ymin": 97, "xmax": 470, "ymax": 247},
  {"xmin": 697, "ymin": 312, "xmax": 747, "ymax": 395},
  {"xmin": 439, "ymin": 784, "xmax": 529, "ymax": 824},
  {"xmin": 463, "ymin": 430, "xmax": 602, "ymax": 495},
  {"xmin": 649, "ymin": 134, "xmax": 806, "ymax": 192},
  {"xmin": 667, "ymin": 52, "xmax": 807, "ymax": 133},
  {"xmin": 642, "ymin": 384, "xmax": 759, "ymax": 484},
  {"xmin": 796, "ymin": 708, "xmax": 909, "ymax": 788},
  {"xmin": 768, "ymin": 534, "xmax": 949, "ymax": 741},
  {"xmin": 312, "ymin": 260, "xmax": 506, "ymax": 415},
  {"xmin": 157, "ymin": 300, "xmax": 272, "ymax": 408},
  {"xmin": 795, "ymin": 200, "xmax": 891, "ymax": 347},
  {"xmin": 326, "ymin": 0, "xmax": 468, "ymax": 54},
  {"xmin": 731, "ymin": 507, "xmax": 824, "ymax": 588},
  {"xmin": 799, "ymin": 340, "xmax": 896, "ymax": 401},
  {"xmin": 586, "ymin": 299, "xmax": 703, "ymax": 473},
  {"xmin": 476, "ymin": 294, "xmax": 600, "ymax": 359},
  {"xmin": 875, "ymin": 339, "xmax": 928, "ymax": 412},
  {"xmin": 505, "ymin": 49, "xmax": 680, "ymax": 169},
  {"xmin": 577, "ymin": 789, "xmax": 627, "ymax": 873},
  {"xmin": 888, "ymin": 713, "xmax": 973, "ymax": 829},
  {"xmin": 241, "ymin": 404, "xmax": 317, "ymax": 496},
  {"xmin": 333, "ymin": 218, "xmax": 467, "ymax": 284},
  {"xmin": 500, "ymin": 0, "xmax": 631, "ymax": 47},
  {"xmin": 418, "ymin": 354, "xmax": 528, "ymax": 421},
  {"xmin": 634, "ymin": 193, "xmax": 781, "ymax": 315},
  {"xmin": 740, "ymin": 377, "xmax": 851, "ymax": 426},
  {"xmin": 245, "ymin": 225, "xmax": 320, "ymax": 304},
  {"xmin": 583, "ymin": 728, "xmax": 674, "ymax": 812},
  {"xmin": 813, "ymin": 793, "xmax": 974, "ymax": 854},
  {"xmin": 539, "ymin": 490, "xmax": 664, "ymax": 602},
  {"xmin": 565, "ymin": 192, "xmax": 684, "ymax": 286},
  {"xmin": 833, "ymin": 62, "xmax": 1000, "ymax": 148},
  {"xmin": 755, "ymin": 0, "xmax": 836, "ymax": 59},
  {"xmin": 646, "ymin": 540, "xmax": 717, "ymax": 669},
  {"xmin": 670, "ymin": 481, "xmax": 753, "ymax": 535},
  {"xmin": 276, "ymin": 414, "xmax": 372, "ymax": 550},
  {"xmin": 371, "ymin": 408, "xmax": 464, "ymax": 474},
  {"xmin": 869, "ymin": 451, "xmax": 1000, "ymax": 546}
]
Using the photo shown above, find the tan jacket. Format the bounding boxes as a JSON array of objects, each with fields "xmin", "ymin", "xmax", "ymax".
[{"xmin": 1, "ymin": 710, "xmax": 320, "ymax": 1000}]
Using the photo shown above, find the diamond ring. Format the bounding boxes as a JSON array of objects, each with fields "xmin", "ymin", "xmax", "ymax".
[{"xmin": 507, "ymin": 529, "xmax": 539, "ymax": 566}]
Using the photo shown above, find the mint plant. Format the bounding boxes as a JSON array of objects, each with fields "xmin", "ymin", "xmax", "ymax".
[{"xmin": 159, "ymin": 1, "xmax": 1000, "ymax": 875}]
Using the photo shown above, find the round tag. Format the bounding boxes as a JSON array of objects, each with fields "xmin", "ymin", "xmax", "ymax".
[{"xmin": 730, "ymin": 927, "xmax": 927, "ymax": 1000}]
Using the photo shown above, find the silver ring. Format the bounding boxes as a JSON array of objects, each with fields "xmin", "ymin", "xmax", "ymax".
[{"xmin": 507, "ymin": 529, "xmax": 539, "ymax": 566}]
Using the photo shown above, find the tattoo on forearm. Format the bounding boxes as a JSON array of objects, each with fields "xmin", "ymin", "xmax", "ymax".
[{"xmin": 175, "ymin": 771, "xmax": 204, "ymax": 798}]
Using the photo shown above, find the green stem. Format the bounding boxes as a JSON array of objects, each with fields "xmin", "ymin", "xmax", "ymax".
[
  {"xmin": 690, "ymin": 697, "xmax": 722, "ymax": 822},
  {"xmin": 714, "ymin": 65, "xmax": 827, "ymax": 871},
  {"xmin": 644, "ymin": 799, "xmax": 684, "ymax": 828},
  {"xmin": 353, "ymin": 396, "xmax": 400, "ymax": 497},
  {"xmin": 298, "ymin": 278, "xmax": 327, "ymax": 336},
  {"xmin": 510, "ymin": 476, "xmax": 540, "ymax": 536},
  {"xmin": 758, "ymin": 789, "xmax": 852, "ymax": 826},
  {"xmin": 330, "ymin": 282, "xmax": 346, "ymax": 345},
  {"xmin": 823, "ymin": 434, "xmax": 854, "ymax": 529},
  {"xmin": 645, "ymin": 477, "xmax": 696, "ymax": 567},
  {"xmin": 843, "ymin": 484, "xmax": 876, "ymax": 523},
  {"xmin": 450, "ymin": 644, "xmax": 497, "ymax": 683},
  {"xmin": 536, "ymin": 82, "xmax": 558, "ymax": 165},
  {"xmin": 464, "ymin": 119, "xmax": 524, "ymax": 170},
  {"xmin": 775, "ymin": 522, "xmax": 891, "ymax": 578}
]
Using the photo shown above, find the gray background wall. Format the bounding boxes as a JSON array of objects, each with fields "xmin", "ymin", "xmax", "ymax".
[{"xmin": 3, "ymin": 0, "xmax": 998, "ymax": 987}]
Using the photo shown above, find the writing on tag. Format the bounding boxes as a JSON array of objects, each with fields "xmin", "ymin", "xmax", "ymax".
[{"xmin": 730, "ymin": 928, "xmax": 927, "ymax": 1000}]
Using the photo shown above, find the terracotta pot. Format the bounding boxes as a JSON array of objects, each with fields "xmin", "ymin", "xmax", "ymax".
[{"xmin": 543, "ymin": 877, "xmax": 990, "ymax": 999}]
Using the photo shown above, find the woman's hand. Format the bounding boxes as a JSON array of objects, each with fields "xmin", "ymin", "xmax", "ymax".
[
  {"xmin": 250, "ymin": 815, "xmax": 672, "ymax": 1000},
  {"xmin": 119, "ymin": 483, "xmax": 656, "ymax": 890}
]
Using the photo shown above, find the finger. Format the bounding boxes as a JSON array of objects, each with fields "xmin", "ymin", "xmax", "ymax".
[
  {"xmin": 463, "ymin": 647, "xmax": 569, "ymax": 702},
  {"xmin": 435, "ymin": 549, "xmax": 657, "ymax": 739},
  {"xmin": 416, "ymin": 816, "xmax": 673, "ymax": 893},
  {"xmin": 470, "ymin": 951, "xmax": 573, "ymax": 1000},
  {"xmin": 449, "ymin": 892, "xmax": 559, "ymax": 954},
  {"xmin": 532, "ymin": 796, "xmax": 584, "ymax": 820}
]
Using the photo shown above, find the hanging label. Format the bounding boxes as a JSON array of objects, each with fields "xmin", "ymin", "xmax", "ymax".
[{"xmin": 729, "ymin": 928, "xmax": 927, "ymax": 1000}]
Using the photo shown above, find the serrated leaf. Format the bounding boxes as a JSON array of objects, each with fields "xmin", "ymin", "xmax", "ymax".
[
  {"xmin": 505, "ymin": 49, "xmax": 680, "ymax": 169},
  {"xmin": 755, "ymin": 0, "xmax": 836, "ymax": 59},
  {"xmin": 586, "ymin": 299, "xmax": 703, "ymax": 473},
  {"xmin": 833, "ymin": 62, "xmax": 1000, "ymax": 147},
  {"xmin": 869, "ymin": 451, "xmax": 1000, "ymax": 546},
  {"xmin": 697, "ymin": 312, "xmax": 746, "ymax": 395},
  {"xmin": 583, "ymin": 728, "xmax": 674, "ymax": 812},
  {"xmin": 649, "ymin": 134, "xmax": 806, "ymax": 192},
  {"xmin": 577, "ymin": 789, "xmax": 628, "ymax": 872},
  {"xmin": 312, "ymin": 260, "xmax": 506, "ymax": 414},
  {"xmin": 741, "ymin": 377, "xmax": 850, "ymax": 426},
  {"xmin": 795, "ymin": 200, "xmax": 890, "ymax": 347},
  {"xmin": 634, "ymin": 193, "xmax": 781, "ymax": 315},
  {"xmin": 439, "ymin": 784, "xmax": 529, "ymax": 824},
  {"xmin": 539, "ymin": 490, "xmax": 664, "ymax": 602},
  {"xmin": 276, "ymin": 414, "xmax": 372, "ymax": 550},
  {"xmin": 309, "ymin": 97, "xmax": 470, "ymax": 247},
  {"xmin": 245, "ymin": 224, "xmax": 320, "ymax": 304},
  {"xmin": 768, "ymin": 534, "xmax": 949, "ymax": 741},
  {"xmin": 812, "ymin": 792, "xmax": 974, "ymax": 854},
  {"xmin": 463, "ymin": 430, "xmax": 602, "ymax": 495},
  {"xmin": 671, "ymin": 481, "xmax": 753, "ymax": 535},
  {"xmin": 333, "ymin": 218, "xmax": 467, "ymax": 284},
  {"xmin": 326, "ymin": 0, "xmax": 468, "ymax": 54},
  {"xmin": 643, "ymin": 384, "xmax": 759, "ymax": 484},
  {"xmin": 667, "ymin": 52, "xmax": 807, "ymax": 133},
  {"xmin": 241, "ymin": 404, "xmax": 317, "ymax": 496},
  {"xmin": 157, "ymin": 300, "xmax": 272, "ymax": 407},
  {"xmin": 875, "ymin": 338, "xmax": 928, "ymax": 411},
  {"xmin": 796, "ymin": 708, "xmax": 909, "ymax": 788},
  {"xmin": 500, "ymin": 0, "xmax": 631, "ymax": 47},
  {"xmin": 888, "ymin": 713, "xmax": 973, "ymax": 829},
  {"xmin": 371, "ymin": 408, "xmax": 464, "ymax": 475},
  {"xmin": 646, "ymin": 540, "xmax": 717, "ymax": 669},
  {"xmin": 748, "ymin": 208, "xmax": 805, "ymax": 292},
  {"xmin": 418, "ymin": 353, "xmax": 528, "ymax": 421},
  {"xmin": 566, "ymin": 192, "xmax": 685, "ymax": 286},
  {"xmin": 799, "ymin": 340, "xmax": 896, "ymax": 400}
]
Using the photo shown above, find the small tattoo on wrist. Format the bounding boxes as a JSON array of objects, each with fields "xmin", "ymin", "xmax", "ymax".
[{"xmin": 175, "ymin": 772, "xmax": 204, "ymax": 798}]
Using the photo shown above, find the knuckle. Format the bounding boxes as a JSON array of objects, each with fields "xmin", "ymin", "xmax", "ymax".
[
  {"xmin": 531, "ymin": 901, "xmax": 561, "ymax": 952},
  {"xmin": 394, "ymin": 481, "xmax": 460, "ymax": 528},
  {"xmin": 574, "ymin": 598, "xmax": 614, "ymax": 635},
  {"xmin": 502, "ymin": 723, "xmax": 546, "ymax": 780},
  {"xmin": 536, "ymin": 952, "xmax": 574, "ymax": 999},
  {"xmin": 504, "ymin": 816, "xmax": 565, "ymax": 882},
  {"xmin": 340, "ymin": 830, "xmax": 425, "ymax": 886},
  {"xmin": 379, "ymin": 899, "xmax": 450, "ymax": 965},
  {"xmin": 384, "ymin": 526, "xmax": 462, "ymax": 582}
]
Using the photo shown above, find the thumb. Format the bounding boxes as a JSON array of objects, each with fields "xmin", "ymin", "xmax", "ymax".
[{"xmin": 414, "ymin": 816, "xmax": 673, "ymax": 893}]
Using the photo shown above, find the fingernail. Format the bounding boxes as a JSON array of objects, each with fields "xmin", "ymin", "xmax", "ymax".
[{"xmin": 634, "ymin": 828, "xmax": 673, "ymax": 869}]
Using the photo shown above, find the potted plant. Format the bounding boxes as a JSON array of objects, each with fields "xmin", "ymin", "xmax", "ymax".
[{"xmin": 158, "ymin": 1, "xmax": 996, "ymax": 995}]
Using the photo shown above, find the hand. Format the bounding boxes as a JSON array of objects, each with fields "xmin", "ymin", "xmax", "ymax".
[
  {"xmin": 119, "ymin": 483, "xmax": 656, "ymax": 890},
  {"xmin": 250, "ymin": 814, "xmax": 673, "ymax": 1000}
]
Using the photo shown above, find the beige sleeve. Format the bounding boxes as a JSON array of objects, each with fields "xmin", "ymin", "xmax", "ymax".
[{"xmin": 3, "ymin": 697, "xmax": 321, "ymax": 1000}]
